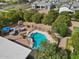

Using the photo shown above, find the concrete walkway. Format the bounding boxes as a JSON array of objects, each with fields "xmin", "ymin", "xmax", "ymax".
[{"xmin": 59, "ymin": 37, "xmax": 69, "ymax": 49}]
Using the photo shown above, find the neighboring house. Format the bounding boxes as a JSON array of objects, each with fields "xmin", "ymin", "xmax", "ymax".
[
  {"xmin": 60, "ymin": 3, "xmax": 71, "ymax": 8},
  {"xmin": 31, "ymin": 0, "xmax": 79, "ymax": 10},
  {"xmin": 50, "ymin": 0, "xmax": 68, "ymax": 4},
  {"xmin": 71, "ymin": 2, "xmax": 79, "ymax": 10},
  {"xmin": 59, "ymin": 0, "xmax": 68, "ymax": 3},
  {"xmin": 43, "ymin": 0, "xmax": 67, "ymax": 3},
  {"xmin": 31, "ymin": 1, "xmax": 54, "ymax": 10},
  {"xmin": 49, "ymin": 0, "xmax": 59, "ymax": 2},
  {"xmin": 58, "ymin": 3, "xmax": 79, "ymax": 13},
  {"xmin": 0, "ymin": 2, "xmax": 8, "ymax": 5},
  {"xmin": 75, "ymin": 0, "xmax": 79, "ymax": 2},
  {"xmin": 59, "ymin": 6, "xmax": 74, "ymax": 13},
  {"xmin": 0, "ymin": 36, "xmax": 32, "ymax": 59},
  {"xmin": 0, "ymin": 2, "xmax": 8, "ymax": 9}
]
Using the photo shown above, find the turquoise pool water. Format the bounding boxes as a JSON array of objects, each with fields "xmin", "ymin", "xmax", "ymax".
[{"xmin": 30, "ymin": 32, "xmax": 47, "ymax": 48}]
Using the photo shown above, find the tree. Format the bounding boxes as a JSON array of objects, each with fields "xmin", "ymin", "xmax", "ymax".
[
  {"xmin": 59, "ymin": 12, "xmax": 70, "ymax": 16},
  {"xmin": 34, "ymin": 43, "xmax": 56, "ymax": 59},
  {"xmin": 0, "ymin": 0, "xmax": 6, "ymax": 2},
  {"xmin": 0, "ymin": 11, "xmax": 13, "ymax": 26},
  {"xmin": 42, "ymin": 10, "xmax": 58, "ymax": 25},
  {"xmin": 0, "ymin": 9, "xmax": 26, "ymax": 26},
  {"xmin": 17, "ymin": 0, "xmax": 27, "ymax": 4},
  {"xmin": 5, "ymin": 9, "xmax": 20, "ymax": 22},
  {"xmin": 7, "ymin": 9, "xmax": 25, "ymax": 21},
  {"xmin": 59, "ymin": 12, "xmax": 71, "ymax": 26},
  {"xmin": 0, "ymin": 9, "xmax": 25, "ymax": 25},
  {"xmin": 34, "ymin": 43, "xmax": 69, "ymax": 59},
  {"xmin": 0, "ymin": 15, "xmax": 5, "ymax": 27},
  {"xmin": 16, "ymin": 9, "xmax": 25, "ymax": 20},
  {"xmin": 7, "ymin": 0, "xmax": 19, "ymax": 4},
  {"xmin": 24, "ymin": 12, "xmax": 33, "ymax": 22},
  {"xmin": 24, "ymin": 9, "xmax": 37, "ymax": 22},
  {"xmin": 74, "ymin": 10, "xmax": 79, "ymax": 21},
  {"xmin": 69, "ymin": 27, "xmax": 79, "ymax": 59},
  {"xmin": 59, "ymin": 23, "xmax": 68, "ymax": 37},
  {"xmin": 52, "ymin": 14, "xmax": 70, "ymax": 37},
  {"xmin": 31, "ymin": 13, "xmax": 43, "ymax": 23}
]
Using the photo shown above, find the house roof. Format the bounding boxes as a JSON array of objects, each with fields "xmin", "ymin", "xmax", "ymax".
[
  {"xmin": 0, "ymin": 2, "xmax": 8, "ymax": 5},
  {"xmin": 59, "ymin": 7, "xmax": 74, "ymax": 13},
  {"xmin": 72, "ymin": 2, "xmax": 79, "ymax": 7},
  {"xmin": 32, "ymin": 1, "xmax": 53, "ymax": 6},
  {"xmin": 70, "ymin": 2, "xmax": 79, "ymax": 10},
  {"xmin": 59, "ymin": 0, "xmax": 68, "ymax": 3},
  {"xmin": 61, "ymin": 3, "xmax": 71, "ymax": 8},
  {"xmin": 41, "ymin": 0, "xmax": 67, "ymax": 3},
  {"xmin": 0, "ymin": 36, "xmax": 32, "ymax": 59}
]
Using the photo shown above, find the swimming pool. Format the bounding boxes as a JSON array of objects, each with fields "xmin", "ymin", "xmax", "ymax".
[{"xmin": 30, "ymin": 32, "xmax": 47, "ymax": 48}]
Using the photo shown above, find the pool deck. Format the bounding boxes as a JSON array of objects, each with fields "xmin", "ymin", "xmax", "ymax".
[
  {"xmin": 69, "ymin": 21, "xmax": 79, "ymax": 32},
  {"xmin": 4, "ymin": 35, "xmax": 33, "ymax": 48},
  {"xmin": 4, "ymin": 29, "xmax": 56, "ymax": 49}
]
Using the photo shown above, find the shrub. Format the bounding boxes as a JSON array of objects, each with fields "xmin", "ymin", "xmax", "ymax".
[
  {"xmin": 24, "ymin": 12, "xmax": 33, "ymax": 22},
  {"xmin": 31, "ymin": 13, "xmax": 43, "ymax": 23},
  {"xmin": 24, "ymin": 9, "xmax": 37, "ymax": 22},
  {"xmin": 69, "ymin": 27, "xmax": 79, "ymax": 59},
  {"xmin": 74, "ymin": 10, "xmax": 79, "ymax": 21},
  {"xmin": 52, "ymin": 15, "xmax": 70, "ymax": 37},
  {"xmin": 42, "ymin": 10, "xmax": 58, "ymax": 25},
  {"xmin": 34, "ymin": 43, "xmax": 69, "ymax": 59}
]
